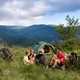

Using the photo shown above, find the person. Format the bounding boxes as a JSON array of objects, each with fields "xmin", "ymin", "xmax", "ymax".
[
  {"xmin": 64, "ymin": 52, "xmax": 78, "ymax": 68},
  {"xmin": 67, "ymin": 52, "xmax": 78, "ymax": 65},
  {"xmin": 49, "ymin": 48, "xmax": 65, "ymax": 68},
  {"xmin": 23, "ymin": 48, "xmax": 35, "ymax": 65},
  {"xmin": 43, "ymin": 45, "xmax": 50, "ymax": 53},
  {"xmin": 35, "ymin": 48, "xmax": 47, "ymax": 65}
]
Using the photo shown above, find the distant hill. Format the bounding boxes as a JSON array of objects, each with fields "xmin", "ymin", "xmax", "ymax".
[{"xmin": 0, "ymin": 25, "xmax": 60, "ymax": 46}]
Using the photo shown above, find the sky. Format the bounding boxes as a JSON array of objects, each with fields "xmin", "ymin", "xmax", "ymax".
[{"xmin": 0, "ymin": 0, "xmax": 80, "ymax": 26}]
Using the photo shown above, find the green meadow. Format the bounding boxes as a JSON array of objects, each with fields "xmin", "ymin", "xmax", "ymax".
[{"xmin": 0, "ymin": 47, "xmax": 80, "ymax": 80}]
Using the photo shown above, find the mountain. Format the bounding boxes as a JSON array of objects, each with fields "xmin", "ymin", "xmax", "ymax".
[{"xmin": 0, "ymin": 25, "xmax": 60, "ymax": 46}]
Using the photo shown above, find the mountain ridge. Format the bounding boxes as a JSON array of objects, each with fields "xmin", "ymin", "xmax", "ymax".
[{"xmin": 0, "ymin": 25, "xmax": 60, "ymax": 46}]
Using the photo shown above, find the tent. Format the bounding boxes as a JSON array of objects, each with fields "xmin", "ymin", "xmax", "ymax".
[
  {"xmin": 32, "ymin": 41, "xmax": 55, "ymax": 54},
  {"xmin": 32, "ymin": 41, "xmax": 56, "ymax": 64}
]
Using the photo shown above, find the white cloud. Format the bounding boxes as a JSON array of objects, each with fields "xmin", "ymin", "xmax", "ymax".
[
  {"xmin": 0, "ymin": 0, "xmax": 80, "ymax": 25},
  {"xmin": 0, "ymin": 0, "xmax": 46, "ymax": 25}
]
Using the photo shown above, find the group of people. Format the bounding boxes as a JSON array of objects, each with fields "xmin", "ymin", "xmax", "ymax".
[
  {"xmin": 0, "ymin": 46, "xmax": 78, "ymax": 69},
  {"xmin": 23, "ymin": 47, "xmax": 78, "ymax": 69}
]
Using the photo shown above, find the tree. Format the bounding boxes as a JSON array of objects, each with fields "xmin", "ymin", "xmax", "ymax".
[
  {"xmin": 55, "ymin": 15, "xmax": 79, "ymax": 51},
  {"xmin": 65, "ymin": 15, "xmax": 79, "ymax": 26},
  {"xmin": 55, "ymin": 15, "xmax": 79, "ymax": 40}
]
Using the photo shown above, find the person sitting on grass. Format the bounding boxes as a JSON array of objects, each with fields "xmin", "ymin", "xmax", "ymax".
[
  {"xmin": 49, "ymin": 48, "xmax": 65, "ymax": 69},
  {"xmin": 36, "ymin": 48, "xmax": 47, "ymax": 65},
  {"xmin": 23, "ymin": 48, "xmax": 35, "ymax": 65},
  {"xmin": 65, "ymin": 52, "xmax": 78, "ymax": 68}
]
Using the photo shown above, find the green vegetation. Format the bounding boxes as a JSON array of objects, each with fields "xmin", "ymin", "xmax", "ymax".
[
  {"xmin": 0, "ymin": 47, "xmax": 80, "ymax": 80},
  {"xmin": 55, "ymin": 15, "xmax": 80, "ymax": 51}
]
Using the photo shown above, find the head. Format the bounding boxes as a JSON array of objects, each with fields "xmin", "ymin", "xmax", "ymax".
[
  {"xmin": 70, "ymin": 52, "xmax": 77, "ymax": 59},
  {"xmin": 43, "ymin": 45, "xmax": 50, "ymax": 53},
  {"xmin": 25, "ymin": 48, "xmax": 33, "ymax": 56},
  {"xmin": 54, "ymin": 47, "xmax": 61, "ymax": 54},
  {"xmin": 39, "ymin": 48, "xmax": 44, "ymax": 54}
]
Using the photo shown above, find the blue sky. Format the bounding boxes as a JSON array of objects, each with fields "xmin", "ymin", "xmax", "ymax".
[{"xmin": 0, "ymin": 0, "xmax": 80, "ymax": 26}]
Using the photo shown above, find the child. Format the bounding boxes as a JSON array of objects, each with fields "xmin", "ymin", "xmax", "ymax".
[
  {"xmin": 23, "ymin": 48, "xmax": 35, "ymax": 64},
  {"xmin": 36, "ymin": 48, "xmax": 47, "ymax": 65},
  {"xmin": 50, "ymin": 48, "xmax": 65, "ymax": 68}
]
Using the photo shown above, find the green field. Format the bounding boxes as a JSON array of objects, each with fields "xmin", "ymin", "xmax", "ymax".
[{"xmin": 0, "ymin": 47, "xmax": 80, "ymax": 80}]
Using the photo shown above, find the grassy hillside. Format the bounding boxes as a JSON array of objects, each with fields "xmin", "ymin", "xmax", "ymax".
[{"xmin": 0, "ymin": 47, "xmax": 80, "ymax": 80}]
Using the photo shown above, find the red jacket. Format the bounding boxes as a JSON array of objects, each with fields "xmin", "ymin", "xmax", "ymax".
[{"xmin": 56, "ymin": 50, "xmax": 65, "ymax": 64}]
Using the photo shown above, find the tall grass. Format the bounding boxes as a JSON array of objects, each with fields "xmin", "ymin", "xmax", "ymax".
[{"xmin": 0, "ymin": 47, "xmax": 80, "ymax": 80}]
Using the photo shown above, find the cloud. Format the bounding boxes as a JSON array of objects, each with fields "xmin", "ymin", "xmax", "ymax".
[
  {"xmin": 0, "ymin": 0, "xmax": 80, "ymax": 25},
  {"xmin": 0, "ymin": 0, "xmax": 46, "ymax": 23}
]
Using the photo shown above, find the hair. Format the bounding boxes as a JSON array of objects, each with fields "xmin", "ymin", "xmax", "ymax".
[
  {"xmin": 57, "ymin": 47, "xmax": 62, "ymax": 50},
  {"xmin": 25, "ymin": 48, "xmax": 33, "ymax": 55},
  {"xmin": 43, "ymin": 45, "xmax": 50, "ymax": 53},
  {"xmin": 71, "ymin": 52, "xmax": 77, "ymax": 59}
]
